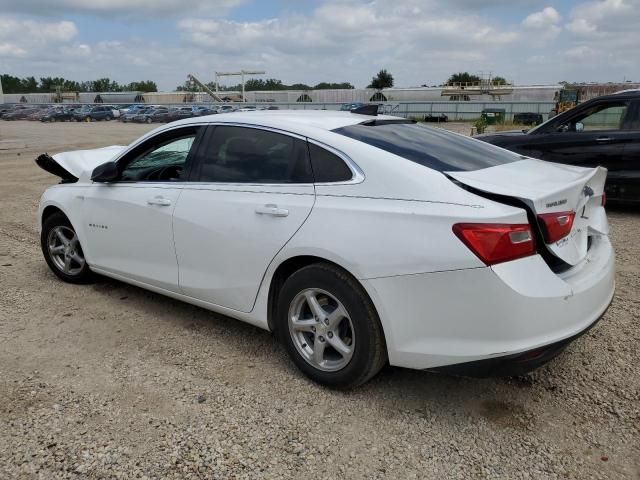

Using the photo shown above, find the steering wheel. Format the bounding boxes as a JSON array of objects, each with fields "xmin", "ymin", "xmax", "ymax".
[{"xmin": 148, "ymin": 165, "xmax": 183, "ymax": 181}]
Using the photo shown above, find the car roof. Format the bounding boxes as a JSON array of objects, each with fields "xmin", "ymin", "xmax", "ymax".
[
  {"xmin": 170, "ymin": 109, "xmax": 402, "ymax": 133},
  {"xmin": 595, "ymin": 90, "xmax": 640, "ymax": 101}
]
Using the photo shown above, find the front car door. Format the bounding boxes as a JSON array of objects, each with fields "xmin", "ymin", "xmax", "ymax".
[
  {"xmin": 82, "ymin": 125, "xmax": 204, "ymax": 291},
  {"xmin": 612, "ymin": 98, "xmax": 640, "ymax": 202},
  {"xmin": 172, "ymin": 124, "xmax": 315, "ymax": 312},
  {"xmin": 524, "ymin": 100, "xmax": 631, "ymax": 169}
]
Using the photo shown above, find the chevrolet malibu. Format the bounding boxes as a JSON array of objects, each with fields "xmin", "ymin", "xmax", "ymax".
[{"xmin": 36, "ymin": 110, "xmax": 615, "ymax": 388}]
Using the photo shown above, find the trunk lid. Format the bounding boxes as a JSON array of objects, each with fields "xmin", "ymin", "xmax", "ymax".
[
  {"xmin": 35, "ymin": 145, "xmax": 126, "ymax": 182},
  {"xmin": 446, "ymin": 159, "xmax": 608, "ymax": 266}
]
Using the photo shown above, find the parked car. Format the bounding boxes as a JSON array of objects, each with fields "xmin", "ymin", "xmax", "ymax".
[
  {"xmin": 193, "ymin": 106, "xmax": 217, "ymax": 116},
  {"xmin": 340, "ymin": 102, "xmax": 365, "ymax": 111},
  {"xmin": 130, "ymin": 107, "xmax": 158, "ymax": 124},
  {"xmin": 513, "ymin": 112, "xmax": 544, "ymax": 126},
  {"xmin": 104, "ymin": 105, "xmax": 121, "ymax": 119},
  {"xmin": 36, "ymin": 111, "xmax": 614, "ymax": 388},
  {"xmin": 40, "ymin": 108, "xmax": 76, "ymax": 122},
  {"xmin": 424, "ymin": 113, "xmax": 448, "ymax": 123},
  {"xmin": 165, "ymin": 106, "xmax": 197, "ymax": 122},
  {"xmin": 119, "ymin": 104, "xmax": 144, "ymax": 115},
  {"xmin": 73, "ymin": 105, "xmax": 114, "ymax": 122},
  {"xmin": 148, "ymin": 106, "xmax": 172, "ymax": 123},
  {"xmin": 477, "ymin": 91, "xmax": 640, "ymax": 204},
  {"xmin": 218, "ymin": 105, "xmax": 235, "ymax": 113},
  {"xmin": 2, "ymin": 107, "xmax": 38, "ymax": 120}
]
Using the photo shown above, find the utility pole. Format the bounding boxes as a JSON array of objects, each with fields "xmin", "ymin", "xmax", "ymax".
[{"xmin": 215, "ymin": 70, "xmax": 266, "ymax": 102}]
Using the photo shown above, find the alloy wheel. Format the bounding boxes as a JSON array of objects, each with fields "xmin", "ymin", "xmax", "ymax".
[
  {"xmin": 47, "ymin": 226, "xmax": 85, "ymax": 276},
  {"xmin": 288, "ymin": 288, "xmax": 355, "ymax": 371}
]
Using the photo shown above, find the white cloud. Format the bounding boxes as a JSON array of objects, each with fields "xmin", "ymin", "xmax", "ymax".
[
  {"xmin": 0, "ymin": 0, "xmax": 245, "ymax": 17},
  {"xmin": 0, "ymin": 18, "xmax": 77, "ymax": 45},
  {"xmin": 566, "ymin": 18, "xmax": 597, "ymax": 34},
  {"xmin": 0, "ymin": 1, "xmax": 639, "ymax": 90},
  {"xmin": 522, "ymin": 6, "xmax": 561, "ymax": 29},
  {"xmin": 521, "ymin": 6, "xmax": 562, "ymax": 39}
]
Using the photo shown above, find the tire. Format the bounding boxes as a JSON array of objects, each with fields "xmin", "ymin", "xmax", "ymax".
[
  {"xmin": 41, "ymin": 212, "xmax": 94, "ymax": 284},
  {"xmin": 106, "ymin": 115, "xmax": 113, "ymax": 121},
  {"xmin": 276, "ymin": 263, "xmax": 387, "ymax": 389},
  {"xmin": 146, "ymin": 117, "xmax": 152, "ymax": 124}
]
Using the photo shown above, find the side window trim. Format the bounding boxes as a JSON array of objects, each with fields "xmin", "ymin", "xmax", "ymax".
[
  {"xmin": 188, "ymin": 124, "xmax": 315, "ymax": 186},
  {"xmin": 306, "ymin": 138, "xmax": 365, "ymax": 185},
  {"xmin": 113, "ymin": 125, "xmax": 205, "ymax": 183}
]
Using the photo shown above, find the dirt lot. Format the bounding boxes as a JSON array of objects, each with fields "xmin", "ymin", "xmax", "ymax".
[{"xmin": 0, "ymin": 121, "xmax": 638, "ymax": 479}]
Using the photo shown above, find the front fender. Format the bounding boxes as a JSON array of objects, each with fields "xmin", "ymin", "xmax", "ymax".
[{"xmin": 38, "ymin": 185, "xmax": 91, "ymax": 261}]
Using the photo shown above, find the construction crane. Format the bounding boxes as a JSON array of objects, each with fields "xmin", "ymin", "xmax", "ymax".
[
  {"xmin": 215, "ymin": 70, "xmax": 266, "ymax": 102},
  {"xmin": 187, "ymin": 74, "xmax": 224, "ymax": 102}
]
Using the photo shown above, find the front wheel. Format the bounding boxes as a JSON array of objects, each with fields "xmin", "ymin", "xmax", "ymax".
[
  {"xmin": 276, "ymin": 263, "xmax": 387, "ymax": 389},
  {"xmin": 41, "ymin": 212, "xmax": 94, "ymax": 284}
]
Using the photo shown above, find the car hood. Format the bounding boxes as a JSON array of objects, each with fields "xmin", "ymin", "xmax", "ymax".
[{"xmin": 36, "ymin": 145, "xmax": 127, "ymax": 182}]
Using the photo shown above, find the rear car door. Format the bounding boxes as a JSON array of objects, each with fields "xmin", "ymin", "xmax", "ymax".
[
  {"xmin": 172, "ymin": 125, "xmax": 315, "ymax": 312},
  {"xmin": 82, "ymin": 125, "xmax": 204, "ymax": 291}
]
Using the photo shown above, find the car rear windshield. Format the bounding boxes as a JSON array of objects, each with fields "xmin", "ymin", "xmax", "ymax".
[{"xmin": 333, "ymin": 122, "xmax": 522, "ymax": 172}]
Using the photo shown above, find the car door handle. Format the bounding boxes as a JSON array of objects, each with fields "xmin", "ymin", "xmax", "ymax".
[
  {"xmin": 147, "ymin": 196, "xmax": 172, "ymax": 206},
  {"xmin": 255, "ymin": 204, "xmax": 289, "ymax": 217},
  {"xmin": 595, "ymin": 137, "xmax": 613, "ymax": 143}
]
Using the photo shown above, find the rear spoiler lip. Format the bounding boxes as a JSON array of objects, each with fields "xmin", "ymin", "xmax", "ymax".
[{"xmin": 35, "ymin": 153, "xmax": 78, "ymax": 183}]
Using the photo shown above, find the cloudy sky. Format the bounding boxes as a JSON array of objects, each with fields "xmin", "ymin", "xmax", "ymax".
[{"xmin": 0, "ymin": 0, "xmax": 638, "ymax": 90}]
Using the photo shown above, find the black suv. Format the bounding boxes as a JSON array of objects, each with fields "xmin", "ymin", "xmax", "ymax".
[{"xmin": 477, "ymin": 91, "xmax": 640, "ymax": 204}]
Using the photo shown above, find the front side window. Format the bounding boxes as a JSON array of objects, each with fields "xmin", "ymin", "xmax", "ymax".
[
  {"xmin": 569, "ymin": 103, "xmax": 628, "ymax": 132},
  {"xmin": 197, "ymin": 126, "xmax": 313, "ymax": 183},
  {"xmin": 119, "ymin": 128, "xmax": 199, "ymax": 182},
  {"xmin": 575, "ymin": 105, "xmax": 627, "ymax": 132}
]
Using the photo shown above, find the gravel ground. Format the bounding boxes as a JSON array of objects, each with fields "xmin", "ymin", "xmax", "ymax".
[{"xmin": 0, "ymin": 120, "xmax": 638, "ymax": 479}]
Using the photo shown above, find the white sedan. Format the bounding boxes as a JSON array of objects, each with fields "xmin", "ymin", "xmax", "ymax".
[{"xmin": 36, "ymin": 110, "xmax": 615, "ymax": 388}]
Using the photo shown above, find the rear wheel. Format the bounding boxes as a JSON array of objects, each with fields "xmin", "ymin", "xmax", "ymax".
[
  {"xmin": 276, "ymin": 263, "xmax": 387, "ymax": 389},
  {"xmin": 41, "ymin": 212, "xmax": 94, "ymax": 284}
]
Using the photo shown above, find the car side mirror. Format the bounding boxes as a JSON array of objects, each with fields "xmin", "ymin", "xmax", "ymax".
[
  {"xmin": 91, "ymin": 161, "xmax": 119, "ymax": 182},
  {"xmin": 575, "ymin": 122, "xmax": 584, "ymax": 132}
]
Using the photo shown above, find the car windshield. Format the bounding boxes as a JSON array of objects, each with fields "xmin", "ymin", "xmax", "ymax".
[
  {"xmin": 527, "ymin": 115, "xmax": 557, "ymax": 133},
  {"xmin": 333, "ymin": 122, "xmax": 522, "ymax": 172}
]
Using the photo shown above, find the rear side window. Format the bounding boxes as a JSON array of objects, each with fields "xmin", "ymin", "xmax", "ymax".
[
  {"xmin": 333, "ymin": 122, "xmax": 521, "ymax": 172},
  {"xmin": 197, "ymin": 126, "xmax": 313, "ymax": 183},
  {"xmin": 308, "ymin": 143, "xmax": 353, "ymax": 182}
]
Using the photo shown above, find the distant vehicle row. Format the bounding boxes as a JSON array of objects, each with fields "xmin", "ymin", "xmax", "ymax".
[{"xmin": 0, "ymin": 104, "xmax": 279, "ymax": 123}]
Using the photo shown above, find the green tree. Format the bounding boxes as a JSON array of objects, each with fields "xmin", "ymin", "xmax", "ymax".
[
  {"xmin": 289, "ymin": 83, "xmax": 312, "ymax": 90},
  {"xmin": 0, "ymin": 74, "xmax": 25, "ymax": 93},
  {"xmin": 446, "ymin": 72, "xmax": 481, "ymax": 85},
  {"xmin": 126, "ymin": 80, "xmax": 157, "ymax": 92},
  {"xmin": 314, "ymin": 82, "xmax": 354, "ymax": 90},
  {"xmin": 367, "ymin": 69, "xmax": 394, "ymax": 89},
  {"xmin": 491, "ymin": 76, "xmax": 508, "ymax": 85},
  {"xmin": 21, "ymin": 76, "xmax": 38, "ymax": 92}
]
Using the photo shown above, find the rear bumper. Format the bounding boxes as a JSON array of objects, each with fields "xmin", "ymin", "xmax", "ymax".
[
  {"xmin": 363, "ymin": 234, "xmax": 615, "ymax": 371},
  {"xmin": 430, "ymin": 306, "xmax": 607, "ymax": 377}
]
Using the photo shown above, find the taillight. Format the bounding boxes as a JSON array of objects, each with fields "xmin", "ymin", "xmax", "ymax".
[
  {"xmin": 601, "ymin": 192, "xmax": 606, "ymax": 207},
  {"xmin": 537, "ymin": 211, "xmax": 575, "ymax": 243},
  {"xmin": 452, "ymin": 223, "xmax": 536, "ymax": 266}
]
